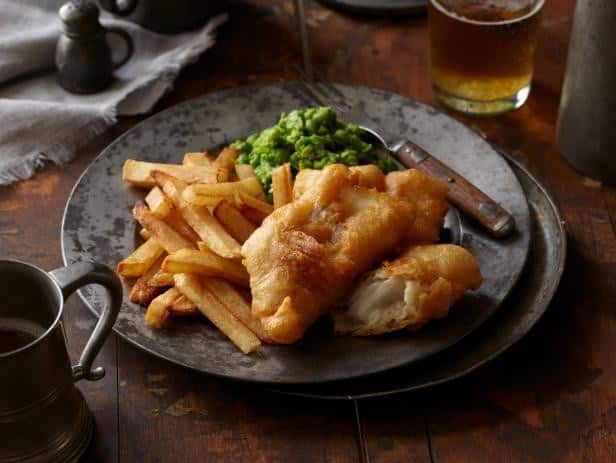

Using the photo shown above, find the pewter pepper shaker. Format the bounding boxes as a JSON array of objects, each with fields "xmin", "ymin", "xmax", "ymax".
[{"xmin": 55, "ymin": 0, "xmax": 133, "ymax": 94}]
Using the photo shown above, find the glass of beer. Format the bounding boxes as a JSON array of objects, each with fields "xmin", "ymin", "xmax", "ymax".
[{"xmin": 428, "ymin": 0, "xmax": 544, "ymax": 115}]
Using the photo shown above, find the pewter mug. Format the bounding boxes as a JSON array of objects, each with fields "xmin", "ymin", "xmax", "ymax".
[
  {"xmin": 556, "ymin": 0, "xmax": 616, "ymax": 184},
  {"xmin": 98, "ymin": 0, "xmax": 224, "ymax": 33},
  {"xmin": 0, "ymin": 260, "xmax": 122, "ymax": 463}
]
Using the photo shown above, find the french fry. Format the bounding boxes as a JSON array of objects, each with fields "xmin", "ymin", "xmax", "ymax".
[
  {"xmin": 148, "ymin": 270, "xmax": 174, "ymax": 287},
  {"xmin": 169, "ymin": 295, "xmax": 199, "ymax": 316},
  {"xmin": 233, "ymin": 191, "xmax": 273, "ymax": 225},
  {"xmin": 146, "ymin": 173, "xmax": 199, "ymax": 243},
  {"xmin": 292, "ymin": 169, "xmax": 322, "ymax": 199},
  {"xmin": 213, "ymin": 148, "xmax": 238, "ymax": 182},
  {"xmin": 219, "ymin": 171, "xmax": 230, "ymax": 182},
  {"xmin": 271, "ymin": 163, "xmax": 293, "ymax": 209},
  {"xmin": 240, "ymin": 207, "xmax": 268, "ymax": 226},
  {"xmin": 164, "ymin": 208, "xmax": 200, "ymax": 243},
  {"xmin": 235, "ymin": 164, "xmax": 267, "ymax": 200},
  {"xmin": 180, "ymin": 189, "xmax": 225, "ymax": 207},
  {"xmin": 234, "ymin": 163, "xmax": 255, "ymax": 180},
  {"xmin": 145, "ymin": 287, "xmax": 181, "ymax": 329},
  {"xmin": 213, "ymin": 200, "xmax": 256, "ymax": 243},
  {"xmin": 122, "ymin": 159, "xmax": 223, "ymax": 188},
  {"xmin": 174, "ymin": 274, "xmax": 261, "ymax": 354},
  {"xmin": 163, "ymin": 248, "xmax": 249, "ymax": 287},
  {"xmin": 176, "ymin": 205, "xmax": 241, "ymax": 259},
  {"xmin": 203, "ymin": 278, "xmax": 265, "ymax": 339},
  {"xmin": 151, "ymin": 170, "xmax": 187, "ymax": 193},
  {"xmin": 235, "ymin": 190, "xmax": 274, "ymax": 215},
  {"xmin": 183, "ymin": 151, "xmax": 215, "ymax": 166},
  {"xmin": 153, "ymin": 171, "xmax": 241, "ymax": 259},
  {"xmin": 145, "ymin": 186, "xmax": 173, "ymax": 218},
  {"xmin": 182, "ymin": 177, "xmax": 263, "ymax": 206},
  {"xmin": 213, "ymin": 147, "xmax": 239, "ymax": 171},
  {"xmin": 133, "ymin": 201, "xmax": 196, "ymax": 253},
  {"xmin": 129, "ymin": 255, "xmax": 166, "ymax": 305},
  {"xmin": 139, "ymin": 228, "xmax": 151, "ymax": 240},
  {"xmin": 116, "ymin": 237, "xmax": 165, "ymax": 278}
]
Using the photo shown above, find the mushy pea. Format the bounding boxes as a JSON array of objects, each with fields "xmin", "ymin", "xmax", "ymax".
[{"xmin": 231, "ymin": 107, "xmax": 397, "ymax": 200}]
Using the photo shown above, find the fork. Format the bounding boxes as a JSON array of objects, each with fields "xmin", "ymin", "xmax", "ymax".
[{"xmin": 295, "ymin": 80, "xmax": 516, "ymax": 238}]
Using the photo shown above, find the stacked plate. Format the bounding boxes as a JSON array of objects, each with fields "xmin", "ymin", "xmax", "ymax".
[{"xmin": 61, "ymin": 83, "xmax": 566, "ymax": 399}]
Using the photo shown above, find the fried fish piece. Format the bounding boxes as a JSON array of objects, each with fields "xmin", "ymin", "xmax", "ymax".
[
  {"xmin": 333, "ymin": 244, "xmax": 482, "ymax": 336},
  {"xmin": 385, "ymin": 169, "xmax": 449, "ymax": 244},
  {"xmin": 293, "ymin": 165, "xmax": 385, "ymax": 199},
  {"xmin": 294, "ymin": 167, "xmax": 448, "ymax": 245},
  {"xmin": 242, "ymin": 164, "xmax": 415, "ymax": 344}
]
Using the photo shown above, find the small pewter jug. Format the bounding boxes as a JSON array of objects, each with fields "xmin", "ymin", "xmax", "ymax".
[
  {"xmin": 56, "ymin": 0, "xmax": 134, "ymax": 94},
  {"xmin": 556, "ymin": 0, "xmax": 616, "ymax": 184},
  {"xmin": 0, "ymin": 260, "xmax": 122, "ymax": 463}
]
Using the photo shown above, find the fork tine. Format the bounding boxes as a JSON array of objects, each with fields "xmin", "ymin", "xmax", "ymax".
[
  {"xmin": 294, "ymin": 67, "xmax": 327, "ymax": 106},
  {"xmin": 310, "ymin": 70, "xmax": 346, "ymax": 101},
  {"xmin": 310, "ymin": 79, "xmax": 351, "ymax": 114},
  {"xmin": 295, "ymin": 66, "xmax": 349, "ymax": 114},
  {"xmin": 310, "ymin": 69, "xmax": 349, "ymax": 106},
  {"xmin": 297, "ymin": 80, "xmax": 328, "ymax": 107},
  {"xmin": 316, "ymin": 80, "xmax": 348, "ymax": 107},
  {"xmin": 309, "ymin": 81, "xmax": 349, "ymax": 114},
  {"xmin": 307, "ymin": 81, "xmax": 335, "ymax": 105},
  {"xmin": 289, "ymin": 82, "xmax": 316, "ymax": 107},
  {"xmin": 291, "ymin": 65, "xmax": 316, "ymax": 106}
]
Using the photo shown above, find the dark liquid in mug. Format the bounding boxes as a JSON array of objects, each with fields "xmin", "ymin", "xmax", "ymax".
[{"xmin": 0, "ymin": 319, "xmax": 45, "ymax": 354}]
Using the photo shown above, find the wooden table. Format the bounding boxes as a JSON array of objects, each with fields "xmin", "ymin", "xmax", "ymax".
[{"xmin": 2, "ymin": 0, "xmax": 615, "ymax": 461}]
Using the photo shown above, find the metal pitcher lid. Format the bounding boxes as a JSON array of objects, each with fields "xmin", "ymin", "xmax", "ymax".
[{"xmin": 59, "ymin": 0, "xmax": 102, "ymax": 36}]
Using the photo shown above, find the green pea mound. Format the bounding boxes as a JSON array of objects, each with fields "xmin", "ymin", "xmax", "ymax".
[{"xmin": 231, "ymin": 107, "xmax": 397, "ymax": 200}]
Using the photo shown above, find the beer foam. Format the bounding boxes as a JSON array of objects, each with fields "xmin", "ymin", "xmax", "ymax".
[{"xmin": 431, "ymin": 0, "xmax": 544, "ymax": 26}]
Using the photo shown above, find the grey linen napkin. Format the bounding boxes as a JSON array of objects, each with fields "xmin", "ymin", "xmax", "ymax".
[{"xmin": 0, "ymin": 0, "xmax": 227, "ymax": 185}]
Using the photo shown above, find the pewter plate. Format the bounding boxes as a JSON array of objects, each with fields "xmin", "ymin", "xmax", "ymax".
[
  {"xmin": 61, "ymin": 83, "xmax": 530, "ymax": 384},
  {"xmin": 272, "ymin": 155, "xmax": 566, "ymax": 398}
]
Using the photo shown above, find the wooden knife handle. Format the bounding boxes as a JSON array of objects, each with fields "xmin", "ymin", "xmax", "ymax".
[{"xmin": 395, "ymin": 140, "xmax": 515, "ymax": 238}]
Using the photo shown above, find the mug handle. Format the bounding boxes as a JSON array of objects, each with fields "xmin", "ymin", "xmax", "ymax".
[
  {"xmin": 106, "ymin": 27, "xmax": 134, "ymax": 69},
  {"xmin": 98, "ymin": 0, "xmax": 139, "ymax": 16},
  {"xmin": 49, "ymin": 262, "xmax": 122, "ymax": 382}
]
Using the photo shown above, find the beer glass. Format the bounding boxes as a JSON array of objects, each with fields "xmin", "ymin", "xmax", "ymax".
[{"xmin": 428, "ymin": 0, "xmax": 544, "ymax": 115}]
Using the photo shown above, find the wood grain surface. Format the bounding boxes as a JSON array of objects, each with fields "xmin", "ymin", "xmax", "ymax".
[{"xmin": 1, "ymin": 0, "xmax": 615, "ymax": 461}]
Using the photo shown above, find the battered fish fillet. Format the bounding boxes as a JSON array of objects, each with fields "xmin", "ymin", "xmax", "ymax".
[
  {"xmin": 294, "ymin": 166, "xmax": 449, "ymax": 245},
  {"xmin": 385, "ymin": 170, "xmax": 449, "ymax": 244},
  {"xmin": 293, "ymin": 165, "xmax": 385, "ymax": 199},
  {"xmin": 333, "ymin": 244, "xmax": 482, "ymax": 336},
  {"xmin": 242, "ymin": 164, "xmax": 415, "ymax": 344}
]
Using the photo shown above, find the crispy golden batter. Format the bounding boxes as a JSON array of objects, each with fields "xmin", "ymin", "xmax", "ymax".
[
  {"xmin": 334, "ymin": 244, "xmax": 482, "ymax": 336},
  {"xmin": 294, "ymin": 167, "xmax": 449, "ymax": 245},
  {"xmin": 293, "ymin": 165, "xmax": 385, "ymax": 199},
  {"xmin": 242, "ymin": 164, "xmax": 415, "ymax": 344},
  {"xmin": 385, "ymin": 170, "xmax": 449, "ymax": 244}
]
